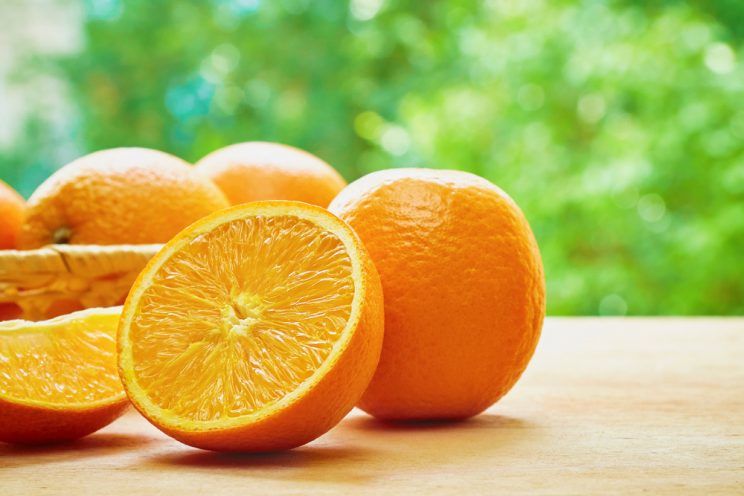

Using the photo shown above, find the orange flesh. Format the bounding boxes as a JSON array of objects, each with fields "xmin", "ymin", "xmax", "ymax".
[
  {"xmin": 129, "ymin": 215, "xmax": 354, "ymax": 422},
  {"xmin": 0, "ymin": 309, "xmax": 122, "ymax": 405}
]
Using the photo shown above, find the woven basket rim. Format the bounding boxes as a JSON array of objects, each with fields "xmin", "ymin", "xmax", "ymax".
[{"xmin": 0, "ymin": 244, "xmax": 162, "ymax": 277}]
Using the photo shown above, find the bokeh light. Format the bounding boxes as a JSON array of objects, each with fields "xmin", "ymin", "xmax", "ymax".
[{"xmin": 0, "ymin": 0, "xmax": 742, "ymax": 315}]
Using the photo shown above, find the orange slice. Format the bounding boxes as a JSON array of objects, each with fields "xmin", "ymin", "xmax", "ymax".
[
  {"xmin": 118, "ymin": 201, "xmax": 384, "ymax": 452},
  {"xmin": 0, "ymin": 307, "xmax": 129, "ymax": 444}
]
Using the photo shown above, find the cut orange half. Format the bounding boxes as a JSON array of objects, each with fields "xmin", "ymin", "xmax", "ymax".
[
  {"xmin": 0, "ymin": 307, "xmax": 129, "ymax": 444},
  {"xmin": 118, "ymin": 201, "xmax": 384, "ymax": 452}
]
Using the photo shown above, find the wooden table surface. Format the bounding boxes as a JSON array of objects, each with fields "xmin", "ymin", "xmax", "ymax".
[{"xmin": 1, "ymin": 318, "xmax": 742, "ymax": 495}]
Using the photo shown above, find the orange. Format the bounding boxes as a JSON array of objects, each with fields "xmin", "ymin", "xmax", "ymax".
[
  {"xmin": 118, "ymin": 201, "xmax": 384, "ymax": 451},
  {"xmin": 0, "ymin": 307, "xmax": 128, "ymax": 444},
  {"xmin": 18, "ymin": 147, "xmax": 229, "ymax": 248},
  {"xmin": 0, "ymin": 179, "xmax": 25, "ymax": 249},
  {"xmin": 195, "ymin": 142, "xmax": 347, "ymax": 207},
  {"xmin": 329, "ymin": 168, "xmax": 545, "ymax": 420}
]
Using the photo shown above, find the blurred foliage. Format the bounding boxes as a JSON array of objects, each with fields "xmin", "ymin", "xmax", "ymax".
[{"xmin": 1, "ymin": 0, "xmax": 742, "ymax": 315}]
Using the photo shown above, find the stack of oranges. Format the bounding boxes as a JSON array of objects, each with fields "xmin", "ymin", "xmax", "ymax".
[{"xmin": 0, "ymin": 142, "xmax": 544, "ymax": 451}]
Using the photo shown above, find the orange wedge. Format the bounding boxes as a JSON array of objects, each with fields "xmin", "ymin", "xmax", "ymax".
[
  {"xmin": 0, "ymin": 307, "xmax": 129, "ymax": 444},
  {"xmin": 118, "ymin": 201, "xmax": 384, "ymax": 451}
]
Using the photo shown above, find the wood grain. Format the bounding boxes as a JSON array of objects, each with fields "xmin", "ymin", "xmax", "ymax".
[{"xmin": 1, "ymin": 318, "xmax": 742, "ymax": 495}]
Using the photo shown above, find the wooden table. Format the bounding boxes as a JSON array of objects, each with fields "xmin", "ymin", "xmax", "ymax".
[{"xmin": 2, "ymin": 318, "xmax": 742, "ymax": 495}]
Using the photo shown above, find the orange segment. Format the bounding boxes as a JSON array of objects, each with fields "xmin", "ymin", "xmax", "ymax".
[
  {"xmin": 118, "ymin": 201, "xmax": 384, "ymax": 451},
  {"xmin": 0, "ymin": 307, "xmax": 129, "ymax": 444}
]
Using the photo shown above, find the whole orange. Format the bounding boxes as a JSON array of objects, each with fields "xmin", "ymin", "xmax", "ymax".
[
  {"xmin": 0, "ymin": 179, "xmax": 25, "ymax": 249},
  {"xmin": 329, "ymin": 168, "xmax": 545, "ymax": 420},
  {"xmin": 195, "ymin": 142, "xmax": 347, "ymax": 207},
  {"xmin": 18, "ymin": 148, "xmax": 229, "ymax": 248}
]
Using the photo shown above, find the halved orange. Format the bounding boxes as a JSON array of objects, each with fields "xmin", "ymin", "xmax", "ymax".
[
  {"xmin": 117, "ymin": 201, "xmax": 384, "ymax": 452},
  {"xmin": 0, "ymin": 307, "xmax": 129, "ymax": 444}
]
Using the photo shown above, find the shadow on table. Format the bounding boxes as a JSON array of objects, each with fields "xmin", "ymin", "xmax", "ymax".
[
  {"xmin": 344, "ymin": 412, "xmax": 531, "ymax": 432},
  {"xmin": 146, "ymin": 413, "xmax": 539, "ymax": 485},
  {"xmin": 150, "ymin": 444, "xmax": 373, "ymax": 469},
  {"xmin": 147, "ymin": 444, "xmax": 380, "ymax": 484},
  {"xmin": 1, "ymin": 433, "xmax": 156, "ymax": 467}
]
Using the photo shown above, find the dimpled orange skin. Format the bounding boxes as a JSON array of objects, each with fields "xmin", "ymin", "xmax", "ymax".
[
  {"xmin": 0, "ymin": 179, "xmax": 25, "ymax": 249},
  {"xmin": 195, "ymin": 142, "xmax": 347, "ymax": 207},
  {"xmin": 329, "ymin": 168, "xmax": 545, "ymax": 420},
  {"xmin": 18, "ymin": 148, "xmax": 229, "ymax": 248}
]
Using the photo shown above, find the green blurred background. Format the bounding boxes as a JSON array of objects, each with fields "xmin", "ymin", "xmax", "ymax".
[{"xmin": 1, "ymin": 0, "xmax": 742, "ymax": 315}]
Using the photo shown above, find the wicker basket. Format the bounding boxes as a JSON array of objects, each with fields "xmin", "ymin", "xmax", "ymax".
[{"xmin": 0, "ymin": 244, "xmax": 162, "ymax": 321}]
